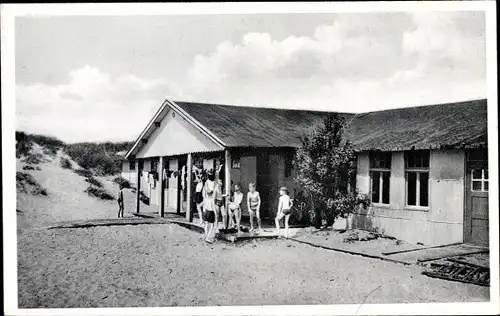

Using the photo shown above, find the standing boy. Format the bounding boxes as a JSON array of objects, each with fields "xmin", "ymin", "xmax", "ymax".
[
  {"xmin": 117, "ymin": 184, "xmax": 124, "ymax": 218},
  {"xmin": 228, "ymin": 184, "xmax": 244, "ymax": 235},
  {"xmin": 275, "ymin": 187, "xmax": 293, "ymax": 238}
]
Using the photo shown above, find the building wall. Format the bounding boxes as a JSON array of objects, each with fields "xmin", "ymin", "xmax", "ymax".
[
  {"xmin": 351, "ymin": 149, "xmax": 465, "ymax": 246},
  {"xmin": 136, "ymin": 109, "xmax": 221, "ymax": 158},
  {"xmin": 120, "ymin": 160, "xmax": 137, "ymax": 185}
]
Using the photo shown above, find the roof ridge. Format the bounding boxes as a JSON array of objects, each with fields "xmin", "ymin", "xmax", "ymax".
[
  {"xmin": 360, "ymin": 98, "xmax": 487, "ymax": 115},
  {"xmin": 173, "ymin": 100, "xmax": 356, "ymax": 115}
]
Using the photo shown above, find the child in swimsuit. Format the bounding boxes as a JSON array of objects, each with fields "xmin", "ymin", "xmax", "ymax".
[
  {"xmin": 202, "ymin": 190, "xmax": 216, "ymax": 243},
  {"xmin": 275, "ymin": 186, "xmax": 293, "ymax": 238},
  {"xmin": 228, "ymin": 184, "xmax": 244, "ymax": 235},
  {"xmin": 247, "ymin": 183, "xmax": 262, "ymax": 232},
  {"xmin": 194, "ymin": 175, "xmax": 204, "ymax": 225},
  {"xmin": 214, "ymin": 178, "xmax": 227, "ymax": 232}
]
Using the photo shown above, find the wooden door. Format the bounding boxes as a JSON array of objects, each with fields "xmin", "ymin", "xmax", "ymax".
[
  {"xmin": 257, "ymin": 152, "xmax": 272, "ymax": 219},
  {"xmin": 464, "ymin": 149, "xmax": 489, "ymax": 246}
]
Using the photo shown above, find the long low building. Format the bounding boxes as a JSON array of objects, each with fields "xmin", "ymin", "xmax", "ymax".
[{"xmin": 122, "ymin": 98, "xmax": 488, "ymax": 247}]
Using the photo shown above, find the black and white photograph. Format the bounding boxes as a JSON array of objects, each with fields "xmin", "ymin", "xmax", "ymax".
[{"xmin": 2, "ymin": 2, "xmax": 498, "ymax": 315}]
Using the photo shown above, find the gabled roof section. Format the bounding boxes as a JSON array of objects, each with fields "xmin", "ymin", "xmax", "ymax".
[
  {"xmin": 124, "ymin": 99, "xmax": 225, "ymax": 159},
  {"xmin": 173, "ymin": 101, "xmax": 354, "ymax": 147},
  {"xmin": 345, "ymin": 99, "xmax": 487, "ymax": 151}
]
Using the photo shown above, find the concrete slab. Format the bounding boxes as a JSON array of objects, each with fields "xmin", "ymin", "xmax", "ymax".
[
  {"xmin": 47, "ymin": 217, "xmax": 168, "ymax": 229},
  {"xmin": 386, "ymin": 244, "xmax": 488, "ymax": 264}
]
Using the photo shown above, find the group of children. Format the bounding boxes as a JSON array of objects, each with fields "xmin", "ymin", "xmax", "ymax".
[
  {"xmin": 117, "ymin": 165, "xmax": 294, "ymax": 242},
  {"xmin": 194, "ymin": 168, "xmax": 293, "ymax": 243}
]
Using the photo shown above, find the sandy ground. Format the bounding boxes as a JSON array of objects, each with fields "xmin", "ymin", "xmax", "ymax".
[
  {"xmin": 18, "ymin": 224, "xmax": 489, "ymax": 308},
  {"xmin": 16, "ymin": 145, "xmax": 490, "ymax": 308}
]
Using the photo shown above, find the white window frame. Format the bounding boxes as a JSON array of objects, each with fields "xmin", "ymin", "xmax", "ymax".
[
  {"xmin": 370, "ymin": 169, "xmax": 391, "ymax": 206},
  {"xmin": 369, "ymin": 152, "xmax": 391, "ymax": 206},
  {"xmin": 405, "ymin": 154, "xmax": 430, "ymax": 210},
  {"xmin": 231, "ymin": 155, "xmax": 241, "ymax": 169},
  {"xmin": 471, "ymin": 169, "xmax": 489, "ymax": 192}
]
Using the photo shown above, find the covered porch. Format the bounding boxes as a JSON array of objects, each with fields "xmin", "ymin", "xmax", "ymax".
[{"xmin": 132, "ymin": 146, "xmax": 299, "ymax": 226}]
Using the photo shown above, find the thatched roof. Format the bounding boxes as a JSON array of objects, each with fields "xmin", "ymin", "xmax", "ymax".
[
  {"xmin": 345, "ymin": 99, "xmax": 487, "ymax": 151},
  {"xmin": 125, "ymin": 98, "xmax": 487, "ymax": 159},
  {"xmin": 174, "ymin": 101, "xmax": 353, "ymax": 148},
  {"xmin": 175, "ymin": 99, "xmax": 487, "ymax": 151}
]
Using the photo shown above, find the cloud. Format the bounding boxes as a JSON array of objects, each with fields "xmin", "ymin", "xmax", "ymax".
[
  {"xmin": 16, "ymin": 66, "xmax": 181, "ymax": 142},
  {"xmin": 184, "ymin": 12, "xmax": 486, "ymax": 110},
  {"xmin": 16, "ymin": 12, "xmax": 486, "ymax": 143}
]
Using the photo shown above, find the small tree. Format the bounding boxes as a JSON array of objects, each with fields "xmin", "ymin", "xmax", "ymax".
[{"xmin": 294, "ymin": 114, "xmax": 369, "ymax": 228}]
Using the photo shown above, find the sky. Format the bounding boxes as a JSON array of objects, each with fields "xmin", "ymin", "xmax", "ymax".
[{"xmin": 15, "ymin": 11, "xmax": 487, "ymax": 143}]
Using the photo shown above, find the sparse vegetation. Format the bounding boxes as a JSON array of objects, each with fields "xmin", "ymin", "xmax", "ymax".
[
  {"xmin": 73, "ymin": 169, "xmax": 94, "ymax": 178},
  {"xmin": 27, "ymin": 133, "xmax": 65, "ymax": 151},
  {"xmin": 21, "ymin": 152, "xmax": 47, "ymax": 165},
  {"xmin": 113, "ymin": 176, "xmax": 131, "ymax": 189},
  {"xmin": 84, "ymin": 186, "xmax": 114, "ymax": 201},
  {"xmin": 60, "ymin": 157, "xmax": 73, "ymax": 169},
  {"xmin": 16, "ymin": 130, "xmax": 133, "ymax": 176},
  {"xmin": 16, "ymin": 131, "xmax": 65, "ymax": 158},
  {"xmin": 16, "ymin": 172, "xmax": 48, "ymax": 196},
  {"xmin": 16, "ymin": 131, "xmax": 33, "ymax": 158},
  {"xmin": 65, "ymin": 141, "xmax": 133, "ymax": 175},
  {"xmin": 85, "ymin": 177, "xmax": 104, "ymax": 188}
]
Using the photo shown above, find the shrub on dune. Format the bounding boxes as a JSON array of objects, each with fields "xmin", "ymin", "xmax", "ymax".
[
  {"xmin": 84, "ymin": 186, "xmax": 114, "ymax": 201},
  {"xmin": 16, "ymin": 172, "xmax": 48, "ymax": 196},
  {"xmin": 113, "ymin": 176, "xmax": 131, "ymax": 189},
  {"xmin": 85, "ymin": 177, "xmax": 104, "ymax": 188},
  {"xmin": 74, "ymin": 169, "xmax": 94, "ymax": 178},
  {"xmin": 60, "ymin": 157, "xmax": 73, "ymax": 169}
]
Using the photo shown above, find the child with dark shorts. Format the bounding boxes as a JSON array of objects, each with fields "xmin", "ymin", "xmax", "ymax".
[
  {"xmin": 275, "ymin": 187, "xmax": 293, "ymax": 238},
  {"xmin": 214, "ymin": 178, "xmax": 227, "ymax": 232},
  {"xmin": 202, "ymin": 187, "xmax": 216, "ymax": 243}
]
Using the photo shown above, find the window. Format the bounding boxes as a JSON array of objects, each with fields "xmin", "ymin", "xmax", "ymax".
[
  {"xmin": 370, "ymin": 152, "xmax": 391, "ymax": 204},
  {"xmin": 130, "ymin": 160, "xmax": 136, "ymax": 171},
  {"xmin": 405, "ymin": 150, "xmax": 429, "ymax": 208},
  {"xmin": 231, "ymin": 155, "xmax": 241, "ymax": 169},
  {"xmin": 138, "ymin": 160, "xmax": 144, "ymax": 171},
  {"xmin": 471, "ymin": 169, "xmax": 489, "ymax": 192}
]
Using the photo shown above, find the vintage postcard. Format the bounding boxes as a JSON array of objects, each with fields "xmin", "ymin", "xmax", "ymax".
[{"xmin": 1, "ymin": 2, "xmax": 498, "ymax": 316}]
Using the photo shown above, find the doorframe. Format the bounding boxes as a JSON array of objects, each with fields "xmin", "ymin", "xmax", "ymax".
[
  {"xmin": 463, "ymin": 152, "xmax": 471, "ymax": 243},
  {"xmin": 463, "ymin": 148, "xmax": 489, "ymax": 245}
]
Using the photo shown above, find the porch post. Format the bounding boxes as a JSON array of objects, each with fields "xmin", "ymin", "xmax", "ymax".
[
  {"xmin": 224, "ymin": 149, "xmax": 231, "ymax": 210},
  {"xmin": 186, "ymin": 153, "xmax": 193, "ymax": 222},
  {"xmin": 158, "ymin": 156, "xmax": 165, "ymax": 217},
  {"xmin": 136, "ymin": 158, "xmax": 141, "ymax": 213}
]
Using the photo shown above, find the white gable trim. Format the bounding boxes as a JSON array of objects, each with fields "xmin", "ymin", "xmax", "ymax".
[
  {"xmin": 167, "ymin": 99, "xmax": 226, "ymax": 147},
  {"xmin": 125, "ymin": 98, "xmax": 225, "ymax": 160}
]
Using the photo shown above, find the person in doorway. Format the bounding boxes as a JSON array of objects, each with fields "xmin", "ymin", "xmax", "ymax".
[
  {"xmin": 202, "ymin": 189, "xmax": 217, "ymax": 243},
  {"xmin": 194, "ymin": 174, "xmax": 204, "ymax": 225},
  {"xmin": 247, "ymin": 183, "xmax": 262, "ymax": 232},
  {"xmin": 117, "ymin": 184, "xmax": 125, "ymax": 218},
  {"xmin": 275, "ymin": 187, "xmax": 293, "ymax": 238},
  {"xmin": 228, "ymin": 184, "xmax": 244, "ymax": 234}
]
